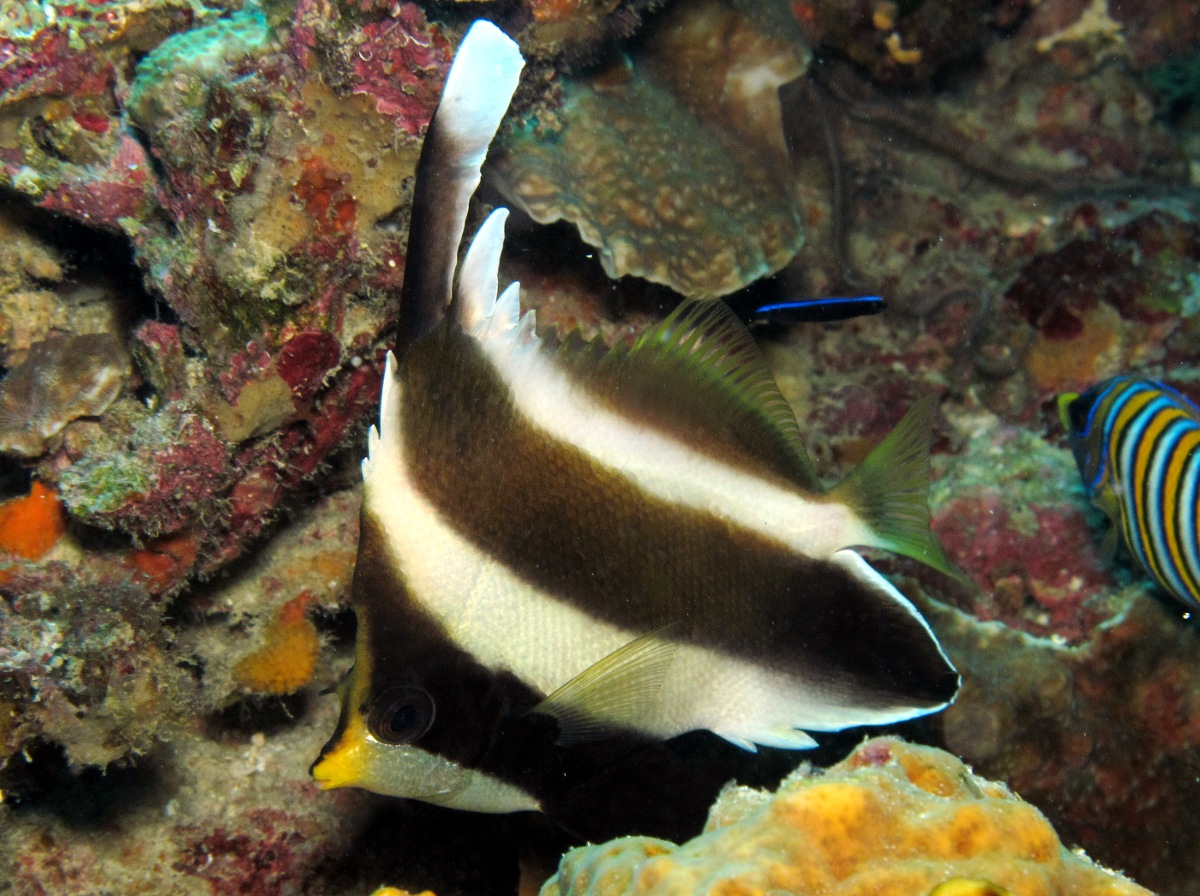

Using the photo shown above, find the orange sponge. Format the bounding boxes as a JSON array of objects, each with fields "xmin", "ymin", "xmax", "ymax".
[
  {"xmin": 0, "ymin": 480, "xmax": 65, "ymax": 560},
  {"xmin": 126, "ymin": 532, "xmax": 198, "ymax": 594},
  {"xmin": 542, "ymin": 737, "xmax": 1150, "ymax": 896},
  {"xmin": 233, "ymin": 593, "xmax": 321, "ymax": 695}
]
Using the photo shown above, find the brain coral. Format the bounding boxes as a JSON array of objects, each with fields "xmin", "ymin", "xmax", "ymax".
[{"xmin": 540, "ymin": 737, "xmax": 1149, "ymax": 896}]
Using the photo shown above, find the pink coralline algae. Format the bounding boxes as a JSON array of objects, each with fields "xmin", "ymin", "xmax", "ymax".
[
  {"xmin": 58, "ymin": 402, "xmax": 233, "ymax": 538},
  {"xmin": 37, "ymin": 132, "xmax": 156, "ymax": 228},
  {"xmin": 934, "ymin": 493, "xmax": 1119, "ymax": 641},
  {"xmin": 174, "ymin": 812, "xmax": 309, "ymax": 896},
  {"xmin": 0, "ymin": 0, "xmax": 203, "ymax": 230},
  {"xmin": 348, "ymin": 6, "xmax": 453, "ymax": 137},
  {"xmin": 276, "ymin": 330, "xmax": 342, "ymax": 402},
  {"xmin": 131, "ymin": 319, "xmax": 189, "ymax": 402},
  {"xmin": 0, "ymin": 333, "xmax": 129, "ymax": 458}
]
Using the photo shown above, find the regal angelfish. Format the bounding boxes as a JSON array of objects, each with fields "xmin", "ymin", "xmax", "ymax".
[
  {"xmin": 311, "ymin": 20, "xmax": 960, "ymax": 836},
  {"xmin": 1061, "ymin": 375, "xmax": 1200, "ymax": 611}
]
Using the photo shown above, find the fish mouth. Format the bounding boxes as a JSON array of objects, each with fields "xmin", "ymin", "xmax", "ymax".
[{"xmin": 309, "ymin": 753, "xmax": 350, "ymax": 790}]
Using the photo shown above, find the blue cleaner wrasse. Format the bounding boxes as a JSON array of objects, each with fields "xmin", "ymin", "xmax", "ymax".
[
  {"xmin": 311, "ymin": 20, "xmax": 961, "ymax": 832},
  {"xmin": 1060, "ymin": 375, "xmax": 1200, "ymax": 611},
  {"xmin": 725, "ymin": 293, "xmax": 888, "ymax": 325}
]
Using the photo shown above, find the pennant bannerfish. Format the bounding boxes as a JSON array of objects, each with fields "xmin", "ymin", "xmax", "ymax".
[
  {"xmin": 1060, "ymin": 375, "xmax": 1200, "ymax": 611},
  {"xmin": 310, "ymin": 20, "xmax": 960, "ymax": 828}
]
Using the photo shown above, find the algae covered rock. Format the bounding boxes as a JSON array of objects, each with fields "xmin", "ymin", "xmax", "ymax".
[
  {"xmin": 541, "ymin": 737, "xmax": 1149, "ymax": 896},
  {"xmin": 0, "ymin": 333, "xmax": 130, "ymax": 458}
]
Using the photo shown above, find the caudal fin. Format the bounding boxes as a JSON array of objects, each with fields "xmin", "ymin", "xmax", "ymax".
[{"xmin": 831, "ymin": 395, "xmax": 967, "ymax": 583}]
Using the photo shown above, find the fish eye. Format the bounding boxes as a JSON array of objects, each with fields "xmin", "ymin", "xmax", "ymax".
[{"xmin": 368, "ymin": 686, "xmax": 436, "ymax": 745}]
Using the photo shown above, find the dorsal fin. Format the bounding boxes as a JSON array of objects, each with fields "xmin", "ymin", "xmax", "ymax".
[
  {"xmin": 456, "ymin": 207, "xmax": 510, "ymax": 331},
  {"xmin": 395, "ymin": 20, "xmax": 524, "ymax": 359},
  {"xmin": 560, "ymin": 299, "xmax": 822, "ymax": 490}
]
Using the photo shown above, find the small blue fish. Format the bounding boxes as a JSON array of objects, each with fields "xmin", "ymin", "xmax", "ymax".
[
  {"xmin": 726, "ymin": 294, "xmax": 887, "ymax": 325},
  {"xmin": 1060, "ymin": 375, "xmax": 1200, "ymax": 610}
]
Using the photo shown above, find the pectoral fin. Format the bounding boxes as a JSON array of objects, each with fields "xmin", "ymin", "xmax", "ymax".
[
  {"xmin": 531, "ymin": 628, "xmax": 678, "ymax": 745},
  {"xmin": 1091, "ymin": 486, "xmax": 1123, "ymax": 559}
]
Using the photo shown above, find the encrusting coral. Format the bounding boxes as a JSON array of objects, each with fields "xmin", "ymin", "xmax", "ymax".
[
  {"xmin": 540, "ymin": 737, "xmax": 1148, "ymax": 896},
  {"xmin": 492, "ymin": 0, "xmax": 808, "ymax": 298}
]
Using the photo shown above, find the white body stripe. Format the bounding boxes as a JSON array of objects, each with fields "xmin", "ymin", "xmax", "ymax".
[
  {"xmin": 468, "ymin": 292, "xmax": 871, "ymax": 560},
  {"xmin": 365, "ymin": 355, "xmax": 946, "ymax": 747}
]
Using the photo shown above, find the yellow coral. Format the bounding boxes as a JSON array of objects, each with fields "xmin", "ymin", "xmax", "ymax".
[
  {"xmin": 928, "ymin": 881, "xmax": 1015, "ymax": 896},
  {"xmin": 540, "ymin": 738, "xmax": 1150, "ymax": 896},
  {"xmin": 884, "ymin": 33, "xmax": 923, "ymax": 66},
  {"xmin": 1025, "ymin": 301, "xmax": 1124, "ymax": 393},
  {"xmin": 233, "ymin": 593, "xmax": 321, "ymax": 695}
]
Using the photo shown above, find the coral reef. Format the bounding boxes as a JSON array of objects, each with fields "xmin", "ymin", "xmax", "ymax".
[
  {"xmin": 800, "ymin": 0, "xmax": 992, "ymax": 86},
  {"xmin": 0, "ymin": 0, "xmax": 1198, "ymax": 893},
  {"xmin": 512, "ymin": 0, "xmax": 660, "ymax": 63},
  {"xmin": 919, "ymin": 590, "xmax": 1200, "ymax": 896},
  {"xmin": 928, "ymin": 420, "xmax": 1120, "ymax": 642},
  {"xmin": 540, "ymin": 737, "xmax": 1147, "ymax": 896},
  {"xmin": 0, "ymin": 571, "xmax": 186, "ymax": 769},
  {"xmin": 58, "ymin": 401, "xmax": 233, "ymax": 538},
  {"xmin": 0, "ymin": 0, "xmax": 212, "ymax": 229}
]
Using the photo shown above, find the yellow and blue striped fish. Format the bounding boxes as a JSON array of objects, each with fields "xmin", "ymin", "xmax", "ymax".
[{"xmin": 1060, "ymin": 375, "xmax": 1200, "ymax": 610}]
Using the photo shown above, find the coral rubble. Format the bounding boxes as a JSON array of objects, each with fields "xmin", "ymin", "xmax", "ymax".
[{"xmin": 541, "ymin": 737, "xmax": 1147, "ymax": 896}]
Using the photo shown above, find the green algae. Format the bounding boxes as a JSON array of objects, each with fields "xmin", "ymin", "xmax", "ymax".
[
  {"xmin": 59, "ymin": 407, "xmax": 177, "ymax": 519},
  {"xmin": 931, "ymin": 416, "xmax": 1086, "ymax": 512},
  {"xmin": 60, "ymin": 452, "xmax": 154, "ymax": 517}
]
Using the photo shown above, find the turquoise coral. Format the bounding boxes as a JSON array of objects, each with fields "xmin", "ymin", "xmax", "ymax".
[{"xmin": 127, "ymin": 5, "xmax": 274, "ymax": 127}]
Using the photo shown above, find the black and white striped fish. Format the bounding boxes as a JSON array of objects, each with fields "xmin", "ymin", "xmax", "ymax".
[
  {"xmin": 310, "ymin": 20, "xmax": 959, "ymax": 830},
  {"xmin": 1061, "ymin": 375, "xmax": 1200, "ymax": 611}
]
